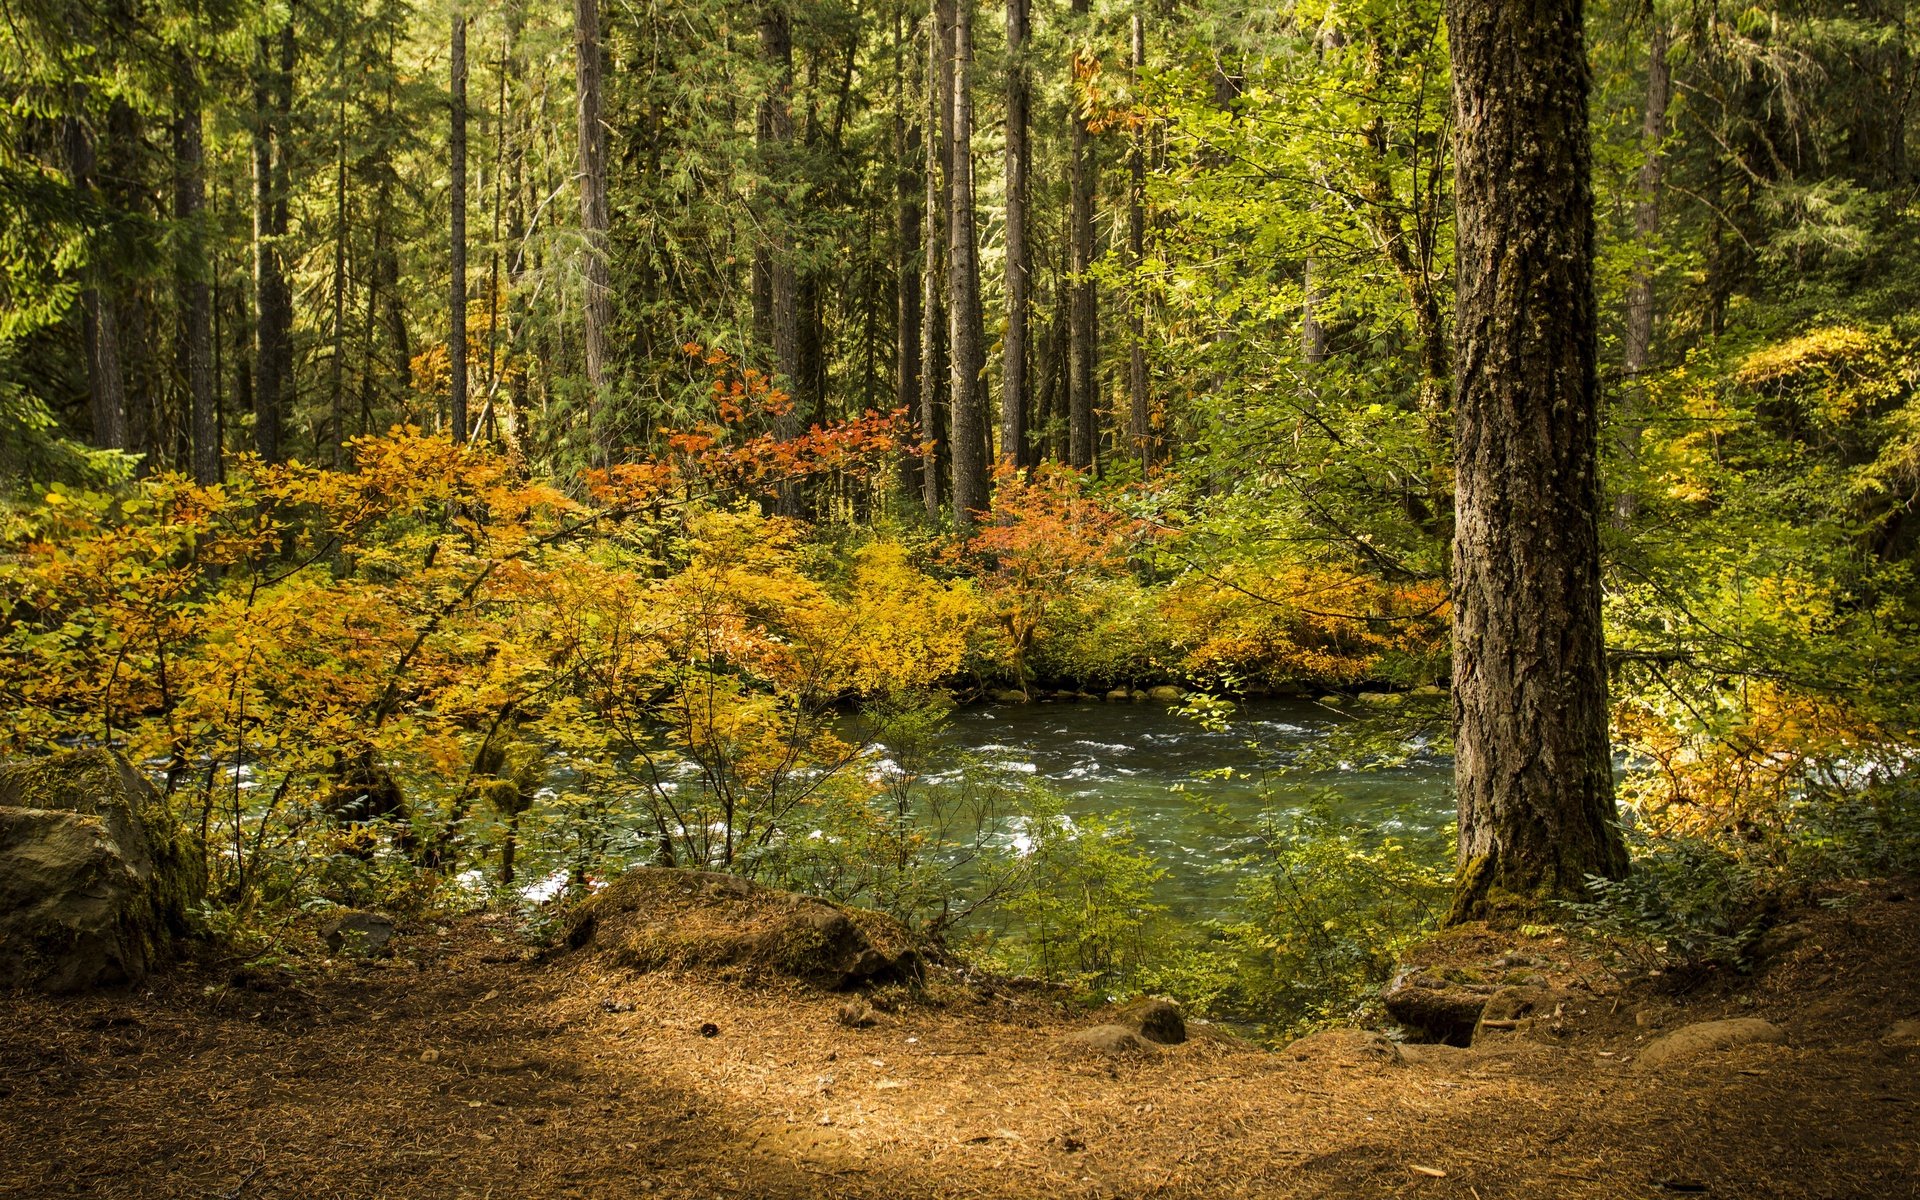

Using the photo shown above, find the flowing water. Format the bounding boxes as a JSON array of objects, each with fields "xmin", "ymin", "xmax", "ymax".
[{"xmin": 930, "ymin": 699, "xmax": 1455, "ymax": 925}]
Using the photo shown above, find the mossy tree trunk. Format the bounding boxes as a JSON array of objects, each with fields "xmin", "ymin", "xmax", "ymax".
[{"xmin": 1445, "ymin": 0, "xmax": 1628, "ymax": 923}]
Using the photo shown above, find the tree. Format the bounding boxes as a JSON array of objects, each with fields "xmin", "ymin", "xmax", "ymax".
[
  {"xmin": 574, "ymin": 0, "xmax": 611, "ymax": 459},
  {"xmin": 1001, "ymin": 0, "xmax": 1031, "ymax": 468},
  {"xmin": 1446, "ymin": 0, "xmax": 1629, "ymax": 921},
  {"xmin": 1614, "ymin": 10, "xmax": 1669, "ymax": 523},
  {"xmin": 173, "ymin": 53, "xmax": 218, "ymax": 483},
  {"xmin": 449, "ymin": 12, "xmax": 469, "ymax": 445},
  {"xmin": 251, "ymin": 17, "xmax": 295, "ymax": 464},
  {"xmin": 946, "ymin": 0, "xmax": 987, "ymax": 523},
  {"xmin": 1066, "ymin": 0, "xmax": 1097, "ymax": 471},
  {"xmin": 920, "ymin": 0, "xmax": 952, "ymax": 517}
]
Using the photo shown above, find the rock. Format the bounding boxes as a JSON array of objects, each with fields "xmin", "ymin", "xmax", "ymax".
[
  {"xmin": 1075, "ymin": 693, "xmax": 1102, "ymax": 705},
  {"xmin": 321, "ymin": 910, "xmax": 397, "ymax": 957},
  {"xmin": 1410, "ymin": 685, "xmax": 1446, "ymax": 698},
  {"xmin": 1146, "ymin": 685, "xmax": 1183, "ymax": 704},
  {"xmin": 1635, "ymin": 1018, "xmax": 1787, "ymax": 1070},
  {"xmin": 1317, "ymin": 695, "xmax": 1346, "ymax": 707},
  {"xmin": 1281, "ymin": 1028, "xmax": 1403, "ymax": 1067},
  {"xmin": 1356, "ymin": 691, "xmax": 1404, "ymax": 707},
  {"xmin": 1383, "ymin": 969, "xmax": 1494, "ymax": 1046},
  {"xmin": 1106, "ymin": 689, "xmax": 1132, "ymax": 704},
  {"xmin": 1879, "ymin": 1019, "xmax": 1920, "ymax": 1047},
  {"xmin": 1114, "ymin": 997, "xmax": 1186, "ymax": 1045},
  {"xmin": 0, "ymin": 750, "xmax": 202, "ymax": 992},
  {"xmin": 1472, "ymin": 985, "xmax": 1568, "ymax": 1045},
  {"xmin": 565, "ymin": 867, "xmax": 918, "ymax": 989},
  {"xmin": 988, "ymin": 688, "xmax": 1031, "ymax": 705},
  {"xmin": 1061, "ymin": 1024, "xmax": 1159, "ymax": 1054},
  {"xmin": 1753, "ymin": 922, "xmax": 1811, "ymax": 960},
  {"xmin": 1129, "ymin": 690, "xmax": 1150, "ymax": 704}
]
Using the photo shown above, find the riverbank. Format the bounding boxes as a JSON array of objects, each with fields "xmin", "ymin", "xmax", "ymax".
[{"xmin": 5, "ymin": 876, "xmax": 1916, "ymax": 1199}]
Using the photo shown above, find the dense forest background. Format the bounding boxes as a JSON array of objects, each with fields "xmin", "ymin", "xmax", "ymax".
[{"xmin": 4, "ymin": 0, "xmax": 1920, "ymax": 1028}]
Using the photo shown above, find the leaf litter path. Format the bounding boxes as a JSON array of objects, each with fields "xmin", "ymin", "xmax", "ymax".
[{"xmin": 4, "ymin": 884, "xmax": 1917, "ymax": 1200}]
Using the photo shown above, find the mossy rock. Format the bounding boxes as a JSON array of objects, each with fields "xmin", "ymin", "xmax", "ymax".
[
  {"xmin": 0, "ymin": 749, "xmax": 203, "ymax": 991},
  {"xmin": 564, "ymin": 868, "xmax": 918, "ymax": 990}
]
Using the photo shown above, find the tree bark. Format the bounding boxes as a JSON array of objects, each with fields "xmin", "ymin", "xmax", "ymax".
[
  {"xmin": 1446, "ymin": 0, "xmax": 1628, "ymax": 922},
  {"xmin": 251, "ymin": 19, "xmax": 296, "ymax": 464},
  {"xmin": 759, "ymin": 3, "xmax": 801, "ymax": 434},
  {"xmin": 894, "ymin": 7, "xmax": 925, "ymax": 497},
  {"xmin": 1066, "ymin": 0, "xmax": 1098, "ymax": 471},
  {"xmin": 947, "ymin": 0, "xmax": 987, "ymax": 524},
  {"xmin": 65, "ymin": 113, "xmax": 127, "ymax": 453},
  {"xmin": 174, "ymin": 57, "xmax": 218, "ymax": 483},
  {"xmin": 1001, "ymin": 0, "xmax": 1031, "ymax": 469},
  {"xmin": 450, "ymin": 15, "xmax": 470, "ymax": 444},
  {"xmin": 574, "ymin": 0, "xmax": 612, "ymax": 459},
  {"xmin": 1615, "ymin": 16, "xmax": 1669, "ymax": 524},
  {"xmin": 1126, "ymin": 10, "xmax": 1151, "ymax": 467},
  {"xmin": 919, "ymin": 0, "xmax": 951, "ymax": 518}
]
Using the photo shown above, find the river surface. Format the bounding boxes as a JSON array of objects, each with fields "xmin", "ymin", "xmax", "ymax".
[{"xmin": 926, "ymin": 699, "xmax": 1454, "ymax": 925}]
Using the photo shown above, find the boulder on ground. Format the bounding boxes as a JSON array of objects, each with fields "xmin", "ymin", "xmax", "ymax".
[
  {"xmin": 1112, "ymin": 997, "xmax": 1186, "ymax": 1045},
  {"xmin": 0, "ymin": 750, "xmax": 201, "ymax": 991},
  {"xmin": 988, "ymin": 689, "xmax": 1031, "ymax": 705},
  {"xmin": 1282, "ymin": 1028, "xmax": 1404, "ymax": 1067},
  {"xmin": 1060, "ymin": 1024, "xmax": 1160, "ymax": 1054},
  {"xmin": 1383, "ymin": 969, "xmax": 1495, "ymax": 1046},
  {"xmin": 1146, "ymin": 685, "xmax": 1183, "ymax": 704},
  {"xmin": 565, "ymin": 868, "xmax": 917, "ymax": 990},
  {"xmin": 322, "ymin": 910, "xmax": 397, "ymax": 957},
  {"xmin": 1105, "ymin": 689, "xmax": 1131, "ymax": 704},
  {"xmin": 1356, "ymin": 691, "xmax": 1404, "ymax": 707},
  {"xmin": 1635, "ymin": 1018, "xmax": 1786, "ymax": 1070}
]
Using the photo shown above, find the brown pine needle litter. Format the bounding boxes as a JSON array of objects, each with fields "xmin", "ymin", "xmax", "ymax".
[{"xmin": 4, "ymin": 879, "xmax": 1919, "ymax": 1200}]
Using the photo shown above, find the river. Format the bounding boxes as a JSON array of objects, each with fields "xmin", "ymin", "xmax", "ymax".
[{"xmin": 927, "ymin": 698, "xmax": 1455, "ymax": 925}]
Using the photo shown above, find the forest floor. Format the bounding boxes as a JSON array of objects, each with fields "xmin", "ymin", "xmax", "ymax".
[{"xmin": 4, "ymin": 879, "xmax": 1918, "ymax": 1200}]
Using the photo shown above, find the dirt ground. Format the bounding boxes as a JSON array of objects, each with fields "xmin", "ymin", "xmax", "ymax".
[{"xmin": 4, "ymin": 880, "xmax": 1918, "ymax": 1200}]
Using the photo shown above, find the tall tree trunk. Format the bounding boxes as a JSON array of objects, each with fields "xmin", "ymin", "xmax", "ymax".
[
  {"xmin": 66, "ymin": 113, "xmax": 128, "ymax": 452},
  {"xmin": 1125, "ymin": 10, "xmax": 1151, "ymax": 467},
  {"xmin": 174, "ymin": 57, "xmax": 218, "ymax": 483},
  {"xmin": 252, "ymin": 19, "xmax": 296, "ymax": 464},
  {"xmin": 574, "ymin": 0, "xmax": 612, "ymax": 459},
  {"xmin": 759, "ymin": 3, "xmax": 801, "ymax": 432},
  {"xmin": 919, "ymin": 0, "xmax": 951, "ymax": 518},
  {"xmin": 1066, "ymin": 0, "xmax": 1098, "ymax": 471},
  {"xmin": 1615, "ymin": 15, "xmax": 1669, "ymax": 524},
  {"xmin": 1446, "ymin": 0, "xmax": 1628, "ymax": 922},
  {"xmin": 1001, "ymin": 0, "xmax": 1031, "ymax": 469},
  {"xmin": 1301, "ymin": 259, "xmax": 1327, "ymax": 365},
  {"xmin": 894, "ymin": 6, "xmax": 925, "ymax": 498},
  {"xmin": 450, "ymin": 14, "xmax": 469, "ymax": 444},
  {"xmin": 947, "ymin": 0, "xmax": 987, "ymax": 523}
]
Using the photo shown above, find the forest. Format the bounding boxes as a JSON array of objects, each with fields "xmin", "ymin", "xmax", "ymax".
[{"xmin": 3, "ymin": 0, "xmax": 1920, "ymax": 1196}]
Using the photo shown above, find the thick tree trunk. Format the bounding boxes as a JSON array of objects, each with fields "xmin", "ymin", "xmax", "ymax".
[
  {"xmin": 1446, "ymin": 0, "xmax": 1628, "ymax": 922},
  {"xmin": 174, "ymin": 59, "xmax": 218, "ymax": 483},
  {"xmin": 251, "ymin": 21, "xmax": 296, "ymax": 464},
  {"xmin": 1001, "ymin": 0, "xmax": 1031, "ymax": 469},
  {"xmin": 947, "ymin": 0, "xmax": 987, "ymax": 524},
  {"xmin": 1301, "ymin": 258, "xmax": 1327, "ymax": 366},
  {"xmin": 450, "ymin": 15, "xmax": 469, "ymax": 444},
  {"xmin": 1066, "ymin": 0, "xmax": 1098, "ymax": 471},
  {"xmin": 574, "ymin": 0, "xmax": 612, "ymax": 459},
  {"xmin": 920, "ymin": 0, "xmax": 951, "ymax": 518},
  {"xmin": 1615, "ymin": 17, "xmax": 1669, "ymax": 523}
]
